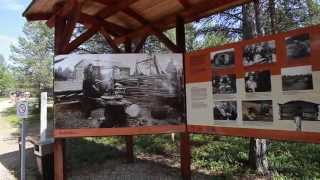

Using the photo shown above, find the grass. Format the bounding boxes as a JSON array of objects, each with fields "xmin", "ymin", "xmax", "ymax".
[{"xmin": 66, "ymin": 134, "xmax": 320, "ymax": 179}]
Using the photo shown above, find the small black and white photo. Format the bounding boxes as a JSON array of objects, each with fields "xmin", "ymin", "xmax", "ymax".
[
  {"xmin": 213, "ymin": 101, "xmax": 237, "ymax": 120},
  {"xmin": 245, "ymin": 70, "xmax": 271, "ymax": 93},
  {"xmin": 243, "ymin": 40, "xmax": 276, "ymax": 66},
  {"xmin": 242, "ymin": 100, "xmax": 273, "ymax": 122},
  {"xmin": 211, "ymin": 48, "xmax": 235, "ymax": 68},
  {"xmin": 281, "ymin": 65, "xmax": 313, "ymax": 91},
  {"xmin": 286, "ymin": 33, "xmax": 311, "ymax": 60},
  {"xmin": 279, "ymin": 101, "xmax": 320, "ymax": 121},
  {"xmin": 212, "ymin": 74, "xmax": 237, "ymax": 94}
]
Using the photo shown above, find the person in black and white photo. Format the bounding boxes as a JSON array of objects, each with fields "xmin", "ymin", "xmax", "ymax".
[
  {"xmin": 214, "ymin": 101, "xmax": 237, "ymax": 120},
  {"xmin": 212, "ymin": 74, "xmax": 237, "ymax": 94},
  {"xmin": 243, "ymin": 40, "xmax": 276, "ymax": 66},
  {"xmin": 245, "ymin": 70, "xmax": 271, "ymax": 93},
  {"xmin": 211, "ymin": 48, "xmax": 235, "ymax": 68},
  {"xmin": 286, "ymin": 33, "xmax": 311, "ymax": 60},
  {"xmin": 282, "ymin": 65, "xmax": 313, "ymax": 91}
]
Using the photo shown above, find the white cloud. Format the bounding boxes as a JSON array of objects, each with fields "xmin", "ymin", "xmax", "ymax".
[
  {"xmin": 0, "ymin": 0, "xmax": 24, "ymax": 11},
  {"xmin": 0, "ymin": 35, "xmax": 17, "ymax": 61}
]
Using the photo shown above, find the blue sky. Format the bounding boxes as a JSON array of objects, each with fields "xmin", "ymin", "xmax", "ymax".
[{"xmin": 0, "ymin": 0, "xmax": 30, "ymax": 62}]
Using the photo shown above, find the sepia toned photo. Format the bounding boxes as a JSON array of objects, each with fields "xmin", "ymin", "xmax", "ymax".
[
  {"xmin": 281, "ymin": 65, "xmax": 313, "ymax": 91},
  {"xmin": 212, "ymin": 74, "xmax": 237, "ymax": 94},
  {"xmin": 54, "ymin": 54, "xmax": 185, "ymax": 129},
  {"xmin": 286, "ymin": 33, "xmax": 311, "ymax": 60},
  {"xmin": 245, "ymin": 70, "xmax": 271, "ymax": 93},
  {"xmin": 213, "ymin": 101, "xmax": 237, "ymax": 120},
  {"xmin": 243, "ymin": 40, "xmax": 276, "ymax": 66},
  {"xmin": 242, "ymin": 100, "xmax": 273, "ymax": 122},
  {"xmin": 211, "ymin": 48, "xmax": 235, "ymax": 68}
]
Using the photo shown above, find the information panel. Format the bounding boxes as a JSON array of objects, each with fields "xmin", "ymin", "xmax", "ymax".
[
  {"xmin": 54, "ymin": 54, "xmax": 185, "ymax": 129},
  {"xmin": 186, "ymin": 25, "xmax": 320, "ymax": 133}
]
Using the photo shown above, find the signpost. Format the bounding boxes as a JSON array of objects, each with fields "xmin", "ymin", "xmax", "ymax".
[{"xmin": 17, "ymin": 100, "xmax": 28, "ymax": 180}]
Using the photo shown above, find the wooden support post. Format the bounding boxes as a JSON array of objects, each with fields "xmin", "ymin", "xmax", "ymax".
[
  {"xmin": 125, "ymin": 136, "xmax": 134, "ymax": 163},
  {"xmin": 124, "ymin": 39, "xmax": 134, "ymax": 163},
  {"xmin": 54, "ymin": 139, "xmax": 65, "ymax": 180},
  {"xmin": 176, "ymin": 16, "xmax": 191, "ymax": 180},
  {"xmin": 54, "ymin": 17, "xmax": 67, "ymax": 180}
]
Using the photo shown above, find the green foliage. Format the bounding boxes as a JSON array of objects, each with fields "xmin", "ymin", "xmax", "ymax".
[
  {"xmin": 10, "ymin": 22, "xmax": 54, "ymax": 95},
  {"xmin": 134, "ymin": 135, "xmax": 178, "ymax": 155},
  {"xmin": 0, "ymin": 54, "xmax": 15, "ymax": 95}
]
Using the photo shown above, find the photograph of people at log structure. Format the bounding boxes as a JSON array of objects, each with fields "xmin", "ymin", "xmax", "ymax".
[{"xmin": 54, "ymin": 54, "xmax": 184, "ymax": 129}]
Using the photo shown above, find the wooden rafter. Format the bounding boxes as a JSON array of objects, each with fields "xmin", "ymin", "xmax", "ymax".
[
  {"xmin": 96, "ymin": 0, "xmax": 139, "ymax": 19},
  {"xmin": 63, "ymin": 1, "xmax": 80, "ymax": 49},
  {"xmin": 99, "ymin": 27, "xmax": 122, "ymax": 53},
  {"xmin": 64, "ymin": 28, "xmax": 98, "ymax": 53},
  {"xmin": 177, "ymin": 0, "xmax": 191, "ymax": 8},
  {"xmin": 122, "ymin": 8, "xmax": 179, "ymax": 52},
  {"xmin": 47, "ymin": 0, "xmax": 78, "ymax": 28},
  {"xmin": 113, "ymin": 0, "xmax": 250, "ymax": 44},
  {"xmin": 134, "ymin": 36, "xmax": 147, "ymax": 53}
]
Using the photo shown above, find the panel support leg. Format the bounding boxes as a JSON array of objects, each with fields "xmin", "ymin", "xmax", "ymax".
[
  {"xmin": 54, "ymin": 139, "xmax": 65, "ymax": 180},
  {"xmin": 180, "ymin": 132, "xmax": 191, "ymax": 180},
  {"xmin": 126, "ymin": 136, "xmax": 134, "ymax": 163}
]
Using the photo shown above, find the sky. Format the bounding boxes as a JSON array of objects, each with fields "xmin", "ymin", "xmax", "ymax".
[{"xmin": 0, "ymin": 0, "xmax": 30, "ymax": 62}]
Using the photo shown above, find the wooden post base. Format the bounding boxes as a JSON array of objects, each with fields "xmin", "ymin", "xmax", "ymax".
[
  {"xmin": 125, "ymin": 135, "xmax": 134, "ymax": 163},
  {"xmin": 180, "ymin": 132, "xmax": 191, "ymax": 180}
]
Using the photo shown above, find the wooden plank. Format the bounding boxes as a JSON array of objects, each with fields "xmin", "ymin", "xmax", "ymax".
[
  {"xmin": 99, "ymin": 27, "xmax": 122, "ymax": 53},
  {"xmin": 125, "ymin": 39, "xmax": 132, "ymax": 53},
  {"xmin": 188, "ymin": 125, "xmax": 320, "ymax": 144},
  {"xmin": 64, "ymin": 28, "xmax": 98, "ymax": 53},
  {"xmin": 97, "ymin": 0, "xmax": 139, "ymax": 19},
  {"xmin": 54, "ymin": 125, "xmax": 186, "ymax": 138},
  {"xmin": 54, "ymin": 16, "xmax": 66, "ymax": 55},
  {"xmin": 176, "ymin": 16, "xmax": 186, "ymax": 53},
  {"xmin": 54, "ymin": 139, "xmax": 64, "ymax": 180}
]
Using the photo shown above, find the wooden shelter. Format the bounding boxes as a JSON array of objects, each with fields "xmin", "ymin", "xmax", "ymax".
[
  {"xmin": 23, "ymin": 1, "xmax": 252, "ymax": 180},
  {"xmin": 23, "ymin": 0, "xmax": 250, "ymax": 54}
]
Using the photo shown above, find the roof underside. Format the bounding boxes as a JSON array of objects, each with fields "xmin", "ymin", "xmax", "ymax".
[{"xmin": 23, "ymin": 0, "xmax": 250, "ymax": 44}]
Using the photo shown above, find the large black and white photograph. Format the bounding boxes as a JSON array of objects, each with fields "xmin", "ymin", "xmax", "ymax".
[
  {"xmin": 213, "ymin": 101, "xmax": 237, "ymax": 120},
  {"xmin": 286, "ymin": 33, "xmax": 311, "ymax": 60},
  {"xmin": 211, "ymin": 48, "xmax": 235, "ymax": 68},
  {"xmin": 54, "ymin": 54, "xmax": 185, "ymax": 129},
  {"xmin": 281, "ymin": 65, "xmax": 313, "ymax": 91},
  {"xmin": 212, "ymin": 74, "xmax": 237, "ymax": 94},
  {"xmin": 245, "ymin": 70, "xmax": 271, "ymax": 93},
  {"xmin": 243, "ymin": 40, "xmax": 276, "ymax": 66},
  {"xmin": 242, "ymin": 100, "xmax": 273, "ymax": 122}
]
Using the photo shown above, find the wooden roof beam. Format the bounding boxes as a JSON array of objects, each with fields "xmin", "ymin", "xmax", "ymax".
[
  {"xmin": 96, "ymin": 0, "xmax": 139, "ymax": 19},
  {"xmin": 63, "ymin": 2, "xmax": 81, "ymax": 49},
  {"xmin": 177, "ymin": 0, "xmax": 191, "ymax": 8},
  {"xmin": 99, "ymin": 27, "xmax": 122, "ymax": 53},
  {"xmin": 47, "ymin": 0, "xmax": 78, "ymax": 28},
  {"xmin": 114, "ymin": 0, "xmax": 251, "ymax": 44},
  {"xmin": 64, "ymin": 28, "xmax": 98, "ymax": 53}
]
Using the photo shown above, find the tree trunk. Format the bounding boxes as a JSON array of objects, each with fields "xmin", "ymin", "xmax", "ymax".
[
  {"xmin": 243, "ymin": 1, "xmax": 269, "ymax": 175},
  {"xmin": 269, "ymin": 0, "xmax": 277, "ymax": 34}
]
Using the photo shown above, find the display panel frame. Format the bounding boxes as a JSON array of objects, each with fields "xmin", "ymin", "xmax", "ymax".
[{"xmin": 185, "ymin": 25, "xmax": 320, "ymax": 139}]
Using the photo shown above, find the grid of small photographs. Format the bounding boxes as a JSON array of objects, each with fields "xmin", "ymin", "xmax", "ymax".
[{"xmin": 210, "ymin": 31, "xmax": 319, "ymax": 127}]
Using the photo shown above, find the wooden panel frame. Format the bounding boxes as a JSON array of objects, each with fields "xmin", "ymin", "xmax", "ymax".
[
  {"xmin": 185, "ymin": 24, "xmax": 320, "ymax": 144},
  {"xmin": 188, "ymin": 125, "xmax": 320, "ymax": 144},
  {"xmin": 54, "ymin": 125, "xmax": 186, "ymax": 138}
]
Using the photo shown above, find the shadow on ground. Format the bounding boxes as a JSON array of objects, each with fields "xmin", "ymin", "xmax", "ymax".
[
  {"xmin": 0, "ymin": 147, "xmax": 39, "ymax": 180},
  {"xmin": 65, "ymin": 138, "xmax": 225, "ymax": 180}
]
